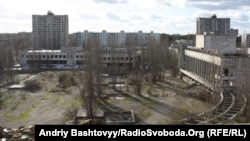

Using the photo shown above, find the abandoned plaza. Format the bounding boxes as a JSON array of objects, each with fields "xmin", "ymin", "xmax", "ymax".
[{"xmin": 0, "ymin": 12, "xmax": 250, "ymax": 140}]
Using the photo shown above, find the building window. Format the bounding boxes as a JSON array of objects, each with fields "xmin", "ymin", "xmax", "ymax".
[
  {"xmin": 104, "ymin": 57, "xmax": 106, "ymax": 61},
  {"xmin": 55, "ymin": 55, "xmax": 58, "ymax": 58},
  {"xmin": 47, "ymin": 55, "xmax": 50, "ymax": 58},
  {"xmin": 43, "ymin": 55, "xmax": 46, "ymax": 58},
  {"xmin": 80, "ymin": 55, "xmax": 83, "ymax": 58},
  {"xmin": 76, "ymin": 55, "xmax": 79, "ymax": 58},
  {"xmin": 59, "ymin": 55, "xmax": 62, "ymax": 58},
  {"xmin": 126, "ymin": 57, "xmax": 128, "ymax": 60},
  {"xmin": 223, "ymin": 68, "xmax": 229, "ymax": 76},
  {"xmin": 26, "ymin": 55, "xmax": 29, "ymax": 58},
  {"xmin": 51, "ymin": 55, "xmax": 54, "ymax": 58},
  {"xmin": 223, "ymin": 80, "xmax": 229, "ymax": 87},
  {"xmin": 121, "ymin": 57, "xmax": 124, "ymax": 60},
  {"xmin": 63, "ymin": 55, "xmax": 66, "ymax": 58}
]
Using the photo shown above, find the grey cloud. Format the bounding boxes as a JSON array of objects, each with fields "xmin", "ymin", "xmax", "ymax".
[
  {"xmin": 93, "ymin": 0, "xmax": 127, "ymax": 4},
  {"xmin": 235, "ymin": 13, "xmax": 249, "ymax": 21},
  {"xmin": 80, "ymin": 13, "xmax": 100, "ymax": 19},
  {"xmin": 129, "ymin": 15, "xmax": 143, "ymax": 20},
  {"xmin": 106, "ymin": 12, "xmax": 121, "ymax": 20},
  {"xmin": 187, "ymin": 0, "xmax": 250, "ymax": 10},
  {"xmin": 164, "ymin": 2, "xmax": 172, "ymax": 7},
  {"xmin": 151, "ymin": 14, "xmax": 162, "ymax": 20}
]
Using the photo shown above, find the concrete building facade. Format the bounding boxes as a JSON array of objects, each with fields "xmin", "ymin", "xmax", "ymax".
[
  {"xmin": 32, "ymin": 11, "xmax": 68, "ymax": 50},
  {"xmin": 179, "ymin": 15, "xmax": 248, "ymax": 93},
  {"xmin": 18, "ymin": 46, "xmax": 141, "ymax": 70},
  {"xmin": 196, "ymin": 35, "xmax": 236, "ymax": 54},
  {"xmin": 196, "ymin": 14, "xmax": 238, "ymax": 36},
  {"xmin": 180, "ymin": 47, "xmax": 250, "ymax": 93},
  {"xmin": 242, "ymin": 33, "xmax": 250, "ymax": 48},
  {"xmin": 73, "ymin": 30, "xmax": 160, "ymax": 48}
]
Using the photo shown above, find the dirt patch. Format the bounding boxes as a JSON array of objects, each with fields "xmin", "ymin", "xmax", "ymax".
[{"xmin": 0, "ymin": 71, "xmax": 214, "ymax": 128}]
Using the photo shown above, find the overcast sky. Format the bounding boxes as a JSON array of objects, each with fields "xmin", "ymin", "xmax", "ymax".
[{"xmin": 0, "ymin": 0, "xmax": 250, "ymax": 34}]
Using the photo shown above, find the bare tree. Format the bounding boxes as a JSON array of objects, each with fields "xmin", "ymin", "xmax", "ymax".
[
  {"xmin": 79, "ymin": 39, "xmax": 103, "ymax": 119},
  {"xmin": 131, "ymin": 55, "xmax": 142, "ymax": 95},
  {"xmin": 0, "ymin": 38, "xmax": 15, "ymax": 84}
]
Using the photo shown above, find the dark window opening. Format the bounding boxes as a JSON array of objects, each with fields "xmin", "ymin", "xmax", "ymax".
[{"xmin": 223, "ymin": 68, "xmax": 229, "ymax": 76}]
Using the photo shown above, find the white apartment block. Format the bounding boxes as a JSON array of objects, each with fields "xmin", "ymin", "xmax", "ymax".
[
  {"xmin": 32, "ymin": 11, "xmax": 68, "ymax": 50},
  {"xmin": 196, "ymin": 35, "xmax": 236, "ymax": 54},
  {"xmin": 73, "ymin": 30, "xmax": 160, "ymax": 47},
  {"xmin": 196, "ymin": 14, "xmax": 232, "ymax": 36},
  {"xmin": 242, "ymin": 33, "xmax": 250, "ymax": 48}
]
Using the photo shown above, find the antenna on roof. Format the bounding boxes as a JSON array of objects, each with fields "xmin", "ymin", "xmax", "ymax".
[
  {"xmin": 211, "ymin": 14, "xmax": 217, "ymax": 18},
  {"xmin": 47, "ymin": 10, "xmax": 54, "ymax": 15}
]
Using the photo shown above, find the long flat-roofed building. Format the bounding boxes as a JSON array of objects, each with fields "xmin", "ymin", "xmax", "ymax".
[
  {"xmin": 18, "ymin": 46, "xmax": 142, "ymax": 70},
  {"xmin": 179, "ymin": 15, "xmax": 247, "ymax": 93}
]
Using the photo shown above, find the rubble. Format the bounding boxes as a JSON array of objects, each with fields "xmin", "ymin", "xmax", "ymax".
[{"xmin": 0, "ymin": 125, "xmax": 35, "ymax": 141}]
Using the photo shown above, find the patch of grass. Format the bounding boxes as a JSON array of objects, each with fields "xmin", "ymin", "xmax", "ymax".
[
  {"xmin": 233, "ymin": 116, "xmax": 246, "ymax": 123},
  {"xmin": 180, "ymin": 107, "xmax": 190, "ymax": 114},
  {"xmin": 159, "ymin": 118, "xmax": 171, "ymax": 124},
  {"xmin": 146, "ymin": 86, "xmax": 152, "ymax": 95},
  {"xmin": 8, "ymin": 104, "xmax": 40, "ymax": 122},
  {"xmin": 62, "ymin": 101, "xmax": 72, "ymax": 109},
  {"xmin": 147, "ymin": 102, "xmax": 155, "ymax": 109},
  {"xmin": 54, "ymin": 95, "xmax": 62, "ymax": 104},
  {"xmin": 142, "ymin": 111, "xmax": 152, "ymax": 119},
  {"xmin": 3, "ymin": 99, "xmax": 24, "ymax": 117},
  {"xmin": 43, "ymin": 93, "xmax": 51, "ymax": 100},
  {"xmin": 74, "ymin": 97, "xmax": 82, "ymax": 107},
  {"xmin": 62, "ymin": 99, "xmax": 81, "ymax": 109}
]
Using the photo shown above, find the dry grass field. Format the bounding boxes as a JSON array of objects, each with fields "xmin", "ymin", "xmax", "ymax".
[{"xmin": 0, "ymin": 71, "xmax": 214, "ymax": 128}]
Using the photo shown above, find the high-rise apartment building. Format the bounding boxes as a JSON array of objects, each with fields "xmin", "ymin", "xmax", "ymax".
[
  {"xmin": 73, "ymin": 30, "xmax": 160, "ymax": 47},
  {"xmin": 196, "ymin": 14, "xmax": 231, "ymax": 35},
  {"xmin": 32, "ymin": 11, "xmax": 68, "ymax": 49},
  {"xmin": 242, "ymin": 33, "xmax": 250, "ymax": 48}
]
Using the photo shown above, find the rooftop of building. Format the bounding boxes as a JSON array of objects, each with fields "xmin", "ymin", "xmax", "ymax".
[{"xmin": 186, "ymin": 46, "xmax": 249, "ymax": 57}]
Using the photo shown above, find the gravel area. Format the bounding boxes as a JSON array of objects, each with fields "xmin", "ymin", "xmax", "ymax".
[{"xmin": 0, "ymin": 71, "xmax": 214, "ymax": 128}]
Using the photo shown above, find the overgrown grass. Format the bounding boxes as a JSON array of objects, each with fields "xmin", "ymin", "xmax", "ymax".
[
  {"xmin": 43, "ymin": 93, "xmax": 51, "ymax": 100},
  {"xmin": 54, "ymin": 94, "xmax": 62, "ymax": 104},
  {"xmin": 62, "ymin": 98, "xmax": 82, "ymax": 109},
  {"xmin": 3, "ymin": 99, "xmax": 24, "ymax": 117},
  {"xmin": 8, "ymin": 104, "xmax": 40, "ymax": 122},
  {"xmin": 142, "ymin": 111, "xmax": 152, "ymax": 119}
]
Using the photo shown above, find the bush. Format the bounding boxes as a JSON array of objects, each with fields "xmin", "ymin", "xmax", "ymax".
[
  {"xmin": 146, "ymin": 86, "xmax": 152, "ymax": 95},
  {"xmin": 24, "ymin": 80, "xmax": 42, "ymax": 92},
  {"xmin": 58, "ymin": 72, "xmax": 77, "ymax": 88}
]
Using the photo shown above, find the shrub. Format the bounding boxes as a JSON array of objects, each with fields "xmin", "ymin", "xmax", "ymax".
[
  {"xmin": 146, "ymin": 86, "xmax": 152, "ymax": 95},
  {"xmin": 58, "ymin": 72, "xmax": 77, "ymax": 88},
  {"xmin": 24, "ymin": 80, "xmax": 42, "ymax": 92}
]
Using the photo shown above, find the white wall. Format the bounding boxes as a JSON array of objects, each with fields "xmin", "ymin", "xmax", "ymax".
[{"xmin": 196, "ymin": 35, "xmax": 236, "ymax": 54}]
